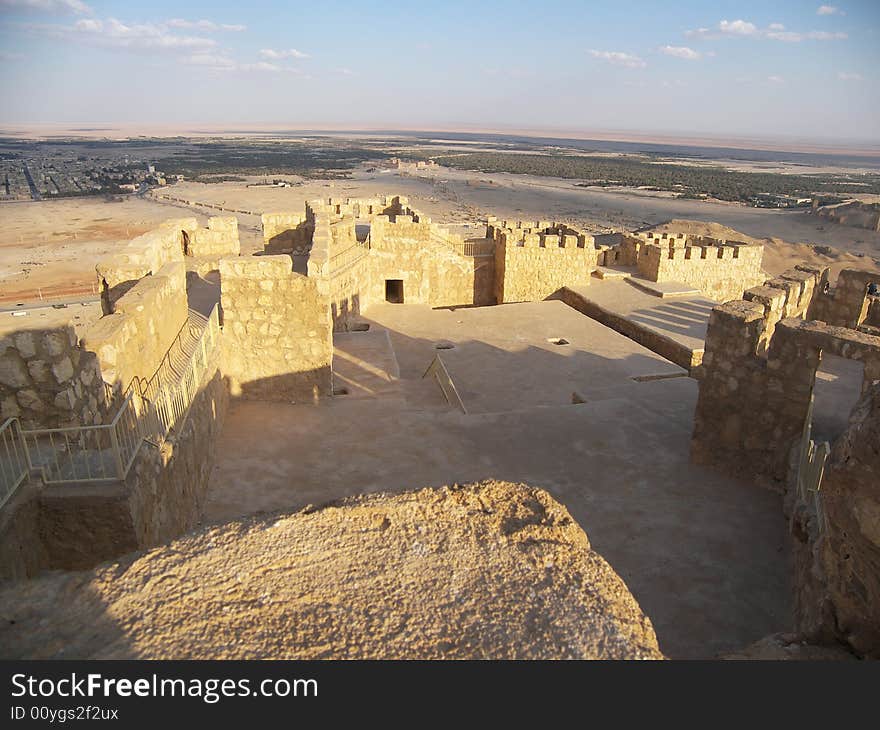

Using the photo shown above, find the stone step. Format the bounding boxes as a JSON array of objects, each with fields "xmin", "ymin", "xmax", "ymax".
[
  {"xmin": 593, "ymin": 266, "xmax": 634, "ymax": 280},
  {"xmin": 626, "ymin": 277, "xmax": 702, "ymax": 298}
]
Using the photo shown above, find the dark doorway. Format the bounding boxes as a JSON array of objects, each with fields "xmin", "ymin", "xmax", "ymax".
[
  {"xmin": 181, "ymin": 231, "xmax": 190, "ymax": 256},
  {"xmin": 385, "ymin": 279, "xmax": 404, "ymax": 303}
]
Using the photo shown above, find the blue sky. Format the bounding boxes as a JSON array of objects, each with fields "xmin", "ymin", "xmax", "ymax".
[{"xmin": 0, "ymin": 0, "xmax": 878, "ymax": 142}]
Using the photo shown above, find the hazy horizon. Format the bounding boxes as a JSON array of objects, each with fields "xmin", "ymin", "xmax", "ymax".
[{"xmin": 1, "ymin": 0, "xmax": 878, "ymax": 142}]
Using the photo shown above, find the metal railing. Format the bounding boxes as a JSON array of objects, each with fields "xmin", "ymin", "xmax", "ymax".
[
  {"xmin": 0, "ymin": 419, "xmax": 29, "ymax": 508},
  {"xmin": 327, "ymin": 238, "xmax": 370, "ymax": 274},
  {"xmin": 134, "ymin": 305, "xmax": 220, "ymax": 440},
  {"xmin": 0, "ymin": 303, "xmax": 221, "ymax": 495},
  {"xmin": 452, "ymin": 239, "xmax": 495, "ymax": 257},
  {"xmin": 22, "ymin": 389, "xmax": 147, "ymax": 484},
  {"xmin": 431, "ymin": 233, "xmax": 494, "ymax": 258},
  {"xmin": 423, "ymin": 354, "xmax": 467, "ymax": 414}
]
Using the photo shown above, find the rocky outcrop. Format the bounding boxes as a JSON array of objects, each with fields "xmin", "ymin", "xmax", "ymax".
[{"xmin": 0, "ymin": 481, "xmax": 662, "ymax": 660}]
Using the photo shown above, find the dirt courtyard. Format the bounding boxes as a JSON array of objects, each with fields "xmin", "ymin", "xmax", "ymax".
[{"xmin": 204, "ymin": 301, "xmax": 791, "ymax": 660}]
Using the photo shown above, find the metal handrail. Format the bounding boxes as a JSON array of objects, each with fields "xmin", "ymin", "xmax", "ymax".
[
  {"xmin": 0, "ymin": 303, "xmax": 222, "ymax": 494},
  {"xmin": 0, "ymin": 418, "xmax": 29, "ymax": 508}
]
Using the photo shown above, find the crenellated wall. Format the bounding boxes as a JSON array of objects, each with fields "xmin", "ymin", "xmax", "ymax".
[
  {"xmin": 367, "ymin": 213, "xmax": 488, "ymax": 308},
  {"xmin": 634, "ymin": 232, "xmax": 766, "ymax": 303},
  {"xmin": 219, "ymin": 255, "xmax": 333, "ymax": 402},
  {"xmin": 493, "ymin": 224, "xmax": 597, "ymax": 304},
  {"xmin": 691, "ymin": 265, "xmax": 880, "ymax": 489}
]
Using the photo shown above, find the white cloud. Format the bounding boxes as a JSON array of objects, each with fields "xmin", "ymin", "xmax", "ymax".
[
  {"xmin": 767, "ymin": 75, "xmax": 785, "ymax": 83},
  {"xmin": 185, "ymin": 55, "xmax": 305, "ymax": 74},
  {"xmin": 24, "ymin": 17, "xmax": 218, "ymax": 51},
  {"xmin": 588, "ymin": 49, "xmax": 646, "ymax": 69},
  {"xmin": 335, "ymin": 67, "xmax": 355, "ymax": 75},
  {"xmin": 0, "ymin": 50, "xmax": 25, "ymax": 60},
  {"xmin": 817, "ymin": 5, "xmax": 844, "ymax": 15},
  {"xmin": 766, "ymin": 27, "xmax": 847, "ymax": 41},
  {"xmin": 687, "ymin": 18, "xmax": 847, "ymax": 42},
  {"xmin": 0, "ymin": 0, "xmax": 91, "ymax": 14},
  {"xmin": 659, "ymin": 45, "xmax": 701, "ymax": 60},
  {"xmin": 259, "ymin": 48, "xmax": 309, "ymax": 60},
  {"xmin": 185, "ymin": 53, "xmax": 236, "ymax": 71},
  {"xmin": 240, "ymin": 61, "xmax": 280, "ymax": 72},
  {"xmin": 719, "ymin": 19, "xmax": 758, "ymax": 36},
  {"xmin": 837, "ymin": 71, "xmax": 863, "ymax": 81},
  {"xmin": 167, "ymin": 19, "xmax": 246, "ymax": 32}
]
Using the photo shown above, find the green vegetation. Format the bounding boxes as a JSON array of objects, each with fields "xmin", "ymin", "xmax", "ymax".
[
  {"xmin": 156, "ymin": 141, "xmax": 389, "ymax": 179},
  {"xmin": 435, "ymin": 152, "xmax": 880, "ymax": 203}
]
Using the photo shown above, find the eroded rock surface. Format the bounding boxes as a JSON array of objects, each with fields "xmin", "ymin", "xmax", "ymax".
[{"xmin": 0, "ymin": 481, "xmax": 662, "ymax": 660}]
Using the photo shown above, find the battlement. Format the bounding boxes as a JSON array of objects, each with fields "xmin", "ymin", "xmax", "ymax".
[
  {"xmin": 614, "ymin": 233, "xmax": 767, "ymax": 302},
  {"xmin": 308, "ymin": 195, "xmax": 411, "ymax": 220},
  {"xmin": 487, "ymin": 218, "xmax": 595, "ymax": 249},
  {"xmin": 692, "ymin": 262, "xmax": 880, "ymax": 489}
]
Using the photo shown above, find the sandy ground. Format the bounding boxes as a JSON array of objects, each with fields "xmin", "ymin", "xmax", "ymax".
[
  {"xmin": 0, "ymin": 197, "xmax": 209, "ymax": 304},
  {"xmin": 205, "ymin": 302, "xmax": 791, "ymax": 659},
  {"xmin": 1, "ymin": 164, "xmax": 877, "ymax": 303}
]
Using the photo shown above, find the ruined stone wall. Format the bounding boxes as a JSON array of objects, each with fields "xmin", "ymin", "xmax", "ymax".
[
  {"xmin": 220, "ymin": 256, "xmax": 332, "ymax": 402},
  {"xmin": 791, "ymin": 380, "xmax": 880, "ymax": 657},
  {"xmin": 97, "ymin": 217, "xmax": 196, "ymax": 310},
  {"xmin": 637, "ymin": 238, "xmax": 765, "ymax": 302},
  {"xmin": 81, "ymin": 262, "xmax": 189, "ymax": 391},
  {"xmin": 597, "ymin": 234, "xmax": 643, "ymax": 268},
  {"xmin": 494, "ymin": 231, "xmax": 597, "ymax": 304},
  {"xmin": 187, "ymin": 216, "xmax": 241, "ymax": 258},
  {"xmin": 0, "ymin": 322, "xmax": 108, "ymax": 429},
  {"xmin": 262, "ymin": 212, "xmax": 311, "ymax": 254},
  {"xmin": 126, "ymin": 369, "xmax": 229, "ymax": 550},
  {"xmin": 691, "ymin": 266, "xmax": 880, "ymax": 488},
  {"xmin": 318, "ymin": 195, "xmax": 407, "ymax": 220},
  {"xmin": 810, "ymin": 269, "xmax": 880, "ymax": 329},
  {"xmin": 815, "ymin": 201, "xmax": 880, "ymax": 232}
]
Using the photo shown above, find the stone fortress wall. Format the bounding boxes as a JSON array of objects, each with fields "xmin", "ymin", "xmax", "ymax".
[
  {"xmin": 690, "ymin": 262, "xmax": 880, "ymax": 655},
  {"xmin": 2, "ymin": 194, "xmax": 792, "ymax": 614},
  {"xmin": 692, "ymin": 264, "xmax": 880, "ymax": 486},
  {"xmin": 488, "ymin": 218, "xmax": 597, "ymax": 304},
  {"xmin": 814, "ymin": 200, "xmax": 880, "ymax": 233},
  {"xmin": 629, "ymin": 231, "xmax": 765, "ymax": 302},
  {"xmin": 219, "ymin": 255, "xmax": 333, "ymax": 403}
]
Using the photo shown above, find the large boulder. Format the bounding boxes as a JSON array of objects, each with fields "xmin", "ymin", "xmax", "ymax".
[{"xmin": 0, "ymin": 481, "xmax": 662, "ymax": 660}]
